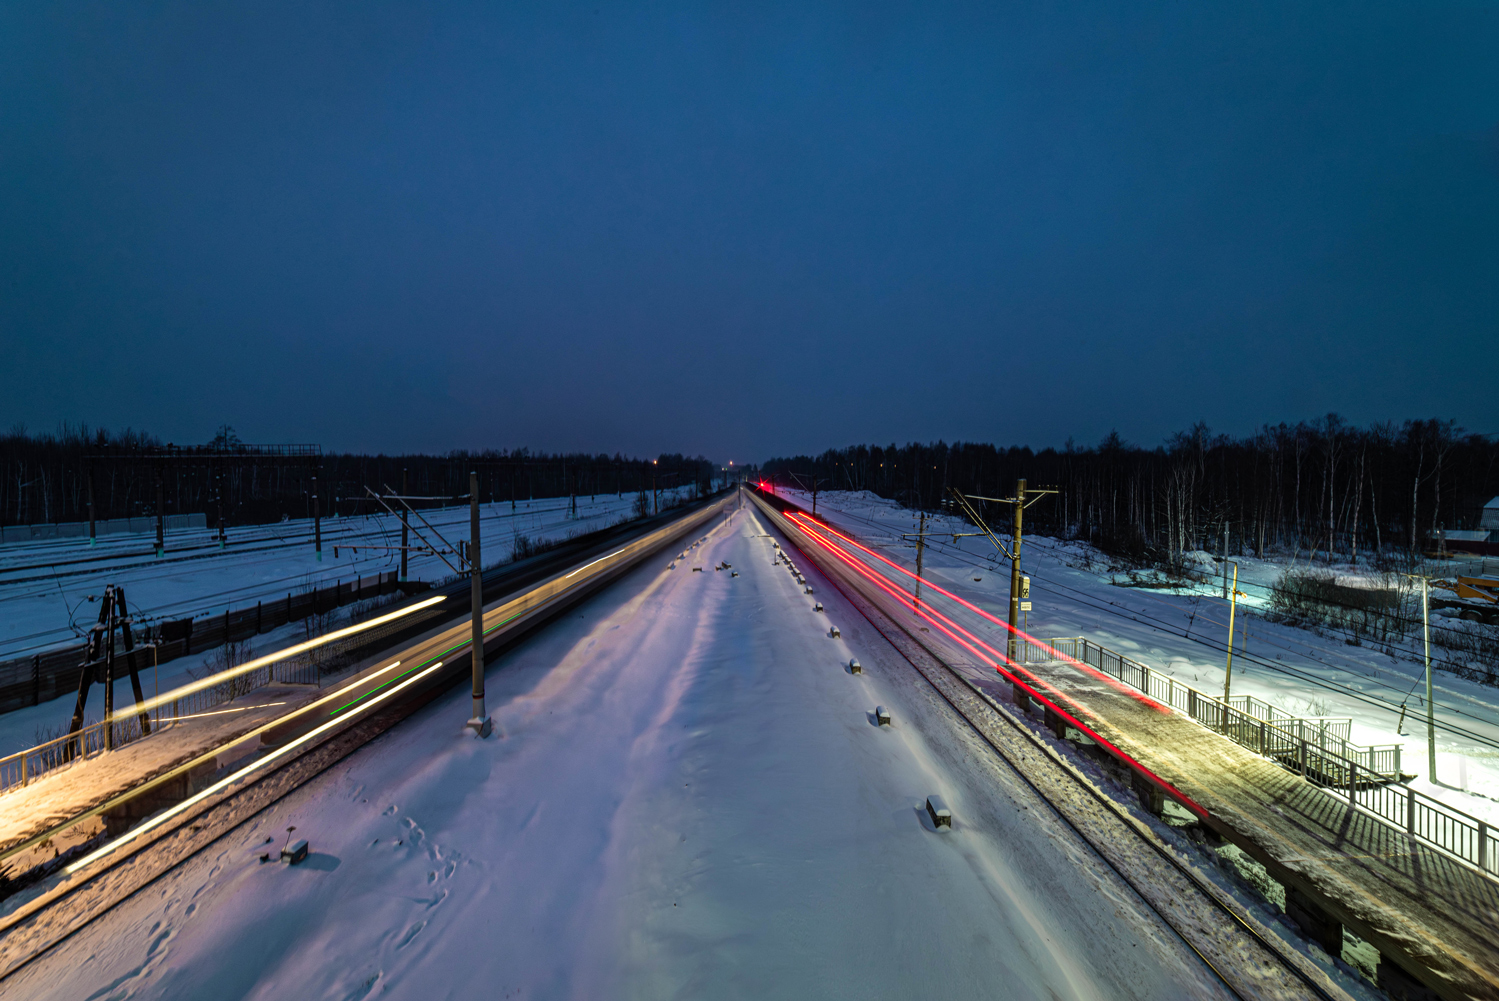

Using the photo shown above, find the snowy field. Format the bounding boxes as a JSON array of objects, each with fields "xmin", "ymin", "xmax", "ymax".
[
  {"xmin": 776, "ymin": 489, "xmax": 1499, "ymax": 825},
  {"xmin": 0, "ymin": 489, "xmax": 694, "ymax": 663},
  {"xmin": 4, "ymin": 500, "xmax": 1261, "ymax": 1000}
]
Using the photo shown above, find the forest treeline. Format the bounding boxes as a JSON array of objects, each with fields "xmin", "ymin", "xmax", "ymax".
[
  {"xmin": 0, "ymin": 423, "xmax": 719, "ymax": 528},
  {"xmin": 763, "ymin": 417, "xmax": 1499, "ymax": 566}
]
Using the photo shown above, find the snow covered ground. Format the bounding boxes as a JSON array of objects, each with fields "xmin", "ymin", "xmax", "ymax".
[
  {"xmin": 0, "ymin": 489, "xmax": 695, "ymax": 663},
  {"xmin": 4, "ymin": 499, "xmax": 1251, "ymax": 1000},
  {"xmin": 776, "ymin": 489, "xmax": 1499, "ymax": 826}
]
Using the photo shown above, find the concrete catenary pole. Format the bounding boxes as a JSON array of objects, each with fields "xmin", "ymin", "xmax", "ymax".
[
  {"xmin": 1424, "ymin": 577, "xmax": 1435, "ymax": 781},
  {"xmin": 467, "ymin": 471, "xmax": 491, "ymax": 736},
  {"xmin": 155, "ymin": 467, "xmax": 165, "ymax": 557},
  {"xmin": 399, "ymin": 468, "xmax": 409, "ymax": 582},
  {"xmin": 87, "ymin": 465, "xmax": 96, "ymax": 545},
  {"xmin": 1008, "ymin": 478, "xmax": 1026, "ymax": 663},
  {"xmin": 914, "ymin": 512, "xmax": 926, "ymax": 609},
  {"xmin": 1222, "ymin": 562, "xmax": 1240, "ymax": 706},
  {"xmin": 312, "ymin": 475, "xmax": 322, "ymax": 561}
]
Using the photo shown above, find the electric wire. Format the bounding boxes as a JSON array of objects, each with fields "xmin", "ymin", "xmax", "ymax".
[
  {"xmin": 792, "ymin": 492, "xmax": 1499, "ymax": 756},
  {"xmin": 764, "ymin": 495, "xmax": 1339, "ymax": 1001}
]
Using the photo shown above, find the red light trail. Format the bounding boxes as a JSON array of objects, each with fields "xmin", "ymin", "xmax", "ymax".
[
  {"xmin": 787, "ymin": 511, "xmax": 1168, "ymax": 711},
  {"xmin": 780, "ymin": 507, "xmax": 1206, "ymax": 818}
]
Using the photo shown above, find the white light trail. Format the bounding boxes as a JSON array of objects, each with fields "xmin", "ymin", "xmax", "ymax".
[
  {"xmin": 66, "ymin": 659, "xmax": 444, "ymax": 874},
  {"xmin": 120, "ymin": 595, "xmax": 445, "ymax": 718},
  {"xmin": 562, "ymin": 547, "xmax": 628, "ymax": 580}
]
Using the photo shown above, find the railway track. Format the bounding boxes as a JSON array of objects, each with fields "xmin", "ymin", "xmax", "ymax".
[
  {"xmin": 753, "ymin": 491, "xmax": 1359, "ymax": 1001},
  {"xmin": 0, "ymin": 492, "xmax": 734, "ymax": 982}
]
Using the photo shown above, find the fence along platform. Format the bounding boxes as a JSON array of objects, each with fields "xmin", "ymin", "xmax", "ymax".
[
  {"xmin": 749, "ymin": 492, "xmax": 1499, "ymax": 1001},
  {"xmin": 1020, "ymin": 636, "xmax": 1499, "ymax": 884}
]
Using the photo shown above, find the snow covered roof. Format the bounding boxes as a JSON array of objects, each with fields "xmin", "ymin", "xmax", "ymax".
[{"xmin": 1483, "ymin": 497, "xmax": 1499, "ymax": 530}]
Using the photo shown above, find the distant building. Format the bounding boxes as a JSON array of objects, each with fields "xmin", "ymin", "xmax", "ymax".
[{"xmin": 1441, "ymin": 497, "xmax": 1499, "ymax": 556}]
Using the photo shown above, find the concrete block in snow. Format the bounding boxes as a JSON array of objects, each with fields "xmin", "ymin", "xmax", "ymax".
[
  {"xmin": 828, "ymin": 625, "xmax": 841, "ymax": 638},
  {"xmin": 849, "ymin": 658, "xmax": 861, "ymax": 674},
  {"xmin": 813, "ymin": 602, "xmax": 824, "ymax": 611},
  {"xmin": 875, "ymin": 705, "xmax": 891, "ymax": 726},
  {"xmin": 926, "ymin": 796, "xmax": 952, "ymax": 829}
]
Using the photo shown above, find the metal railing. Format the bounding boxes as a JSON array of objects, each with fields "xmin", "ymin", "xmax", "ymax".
[
  {"xmin": 1023, "ymin": 636, "xmax": 1403, "ymax": 779},
  {"xmin": 0, "ymin": 598, "xmax": 447, "ymax": 795},
  {"xmin": 0, "ymin": 658, "xmax": 300, "ymax": 794},
  {"xmin": 1023, "ymin": 635, "xmax": 1499, "ymax": 880}
]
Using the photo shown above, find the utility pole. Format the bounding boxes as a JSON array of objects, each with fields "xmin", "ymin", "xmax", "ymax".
[
  {"xmin": 312, "ymin": 475, "xmax": 322, "ymax": 561},
  {"xmin": 1008, "ymin": 480, "xmax": 1025, "ymax": 662},
  {"xmin": 87, "ymin": 465, "xmax": 96, "ymax": 545},
  {"xmin": 216, "ymin": 466, "xmax": 226, "ymax": 548},
  {"xmin": 103, "ymin": 595, "xmax": 116, "ymax": 750},
  {"xmin": 467, "ymin": 471, "xmax": 492, "ymax": 737},
  {"xmin": 399, "ymin": 468, "xmax": 409, "ymax": 582},
  {"xmin": 901, "ymin": 511, "xmax": 985, "ymax": 611},
  {"xmin": 950, "ymin": 481, "xmax": 1057, "ymax": 663},
  {"xmin": 653, "ymin": 460, "xmax": 658, "ymax": 515},
  {"xmin": 784, "ymin": 471, "xmax": 828, "ymax": 515},
  {"xmin": 1222, "ymin": 523, "xmax": 1229, "ymax": 599},
  {"xmin": 68, "ymin": 585, "xmax": 151, "ymax": 754},
  {"xmin": 914, "ymin": 512, "xmax": 926, "ymax": 607},
  {"xmin": 1423, "ymin": 576, "xmax": 1435, "ymax": 782},
  {"xmin": 155, "ymin": 467, "xmax": 165, "ymax": 557},
  {"xmin": 1222, "ymin": 562, "xmax": 1241, "ymax": 706}
]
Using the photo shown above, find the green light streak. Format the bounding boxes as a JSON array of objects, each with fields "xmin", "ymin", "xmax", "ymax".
[{"xmin": 328, "ymin": 609, "xmax": 526, "ymax": 717}]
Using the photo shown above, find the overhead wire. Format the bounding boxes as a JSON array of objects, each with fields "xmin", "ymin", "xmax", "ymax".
[{"xmin": 786, "ymin": 491, "xmax": 1499, "ymax": 755}]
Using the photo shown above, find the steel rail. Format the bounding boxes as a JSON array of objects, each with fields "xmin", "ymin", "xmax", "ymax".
[
  {"xmin": 755, "ymin": 492, "xmax": 1345, "ymax": 1001},
  {"xmin": 0, "ymin": 492, "xmax": 734, "ymax": 982},
  {"xmin": 819, "ymin": 498, "xmax": 1499, "ymax": 756}
]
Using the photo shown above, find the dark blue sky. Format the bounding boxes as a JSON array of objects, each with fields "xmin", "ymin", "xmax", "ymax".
[{"xmin": 2, "ymin": 2, "xmax": 1496, "ymax": 461}]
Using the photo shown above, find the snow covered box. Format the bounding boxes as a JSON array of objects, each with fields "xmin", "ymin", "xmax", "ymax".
[
  {"xmin": 281, "ymin": 839, "xmax": 309, "ymax": 865},
  {"xmin": 926, "ymin": 796, "xmax": 952, "ymax": 829},
  {"xmin": 875, "ymin": 705, "xmax": 891, "ymax": 726}
]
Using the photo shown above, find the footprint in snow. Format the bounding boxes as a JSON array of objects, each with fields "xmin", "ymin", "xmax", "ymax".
[{"xmin": 397, "ymin": 920, "xmax": 427, "ymax": 950}]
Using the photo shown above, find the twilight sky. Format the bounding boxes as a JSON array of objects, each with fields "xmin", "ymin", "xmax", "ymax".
[{"xmin": 2, "ymin": 1, "xmax": 1496, "ymax": 461}]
